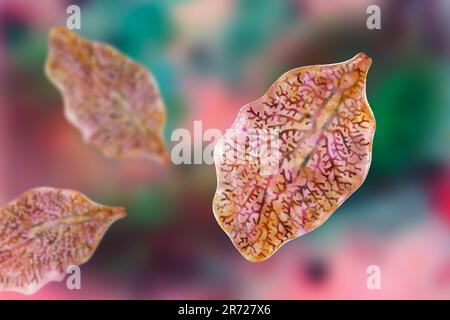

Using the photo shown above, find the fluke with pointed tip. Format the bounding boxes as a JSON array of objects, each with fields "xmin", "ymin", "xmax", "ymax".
[
  {"xmin": 0, "ymin": 188, "xmax": 126, "ymax": 294},
  {"xmin": 45, "ymin": 27, "xmax": 169, "ymax": 163}
]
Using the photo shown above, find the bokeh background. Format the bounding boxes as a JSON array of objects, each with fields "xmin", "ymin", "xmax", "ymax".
[{"xmin": 1, "ymin": 0, "xmax": 450, "ymax": 299}]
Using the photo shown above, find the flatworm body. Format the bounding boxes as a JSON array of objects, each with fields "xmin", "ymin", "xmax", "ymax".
[
  {"xmin": 45, "ymin": 27, "xmax": 168, "ymax": 163},
  {"xmin": 213, "ymin": 53, "xmax": 376, "ymax": 262},
  {"xmin": 0, "ymin": 188, "xmax": 126, "ymax": 294}
]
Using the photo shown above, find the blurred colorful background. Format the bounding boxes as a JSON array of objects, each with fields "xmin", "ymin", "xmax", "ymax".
[{"xmin": 1, "ymin": 0, "xmax": 450, "ymax": 299}]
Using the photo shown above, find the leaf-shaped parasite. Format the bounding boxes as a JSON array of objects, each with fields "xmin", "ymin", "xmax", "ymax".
[
  {"xmin": 0, "ymin": 188, "xmax": 126, "ymax": 294},
  {"xmin": 213, "ymin": 53, "xmax": 375, "ymax": 262},
  {"xmin": 45, "ymin": 27, "xmax": 169, "ymax": 163}
]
